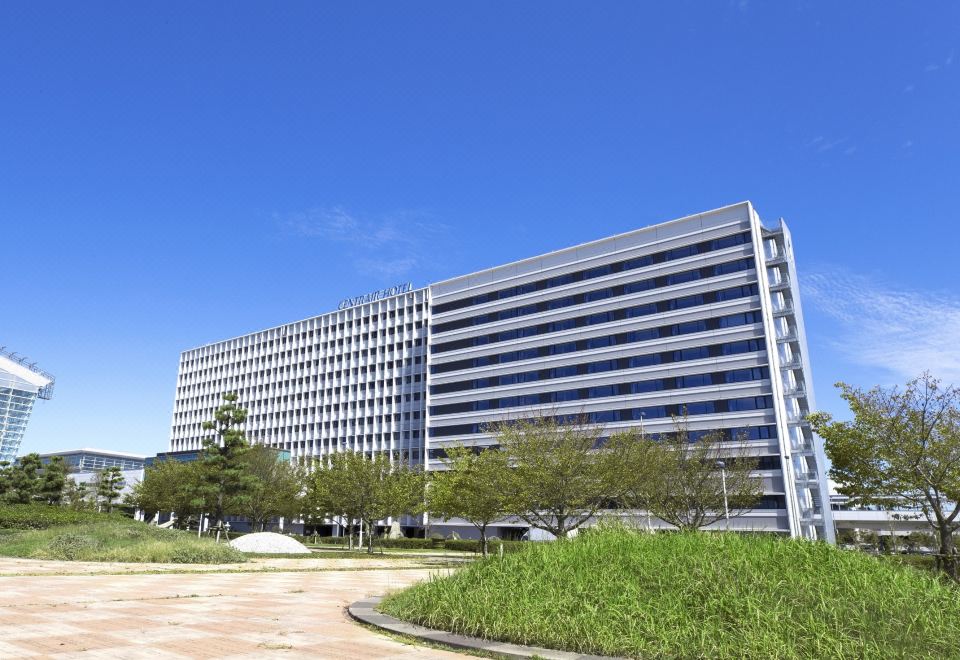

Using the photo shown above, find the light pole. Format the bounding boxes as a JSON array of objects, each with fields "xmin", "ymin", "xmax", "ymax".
[
  {"xmin": 716, "ymin": 460, "xmax": 730, "ymax": 531},
  {"xmin": 640, "ymin": 413, "xmax": 652, "ymax": 532}
]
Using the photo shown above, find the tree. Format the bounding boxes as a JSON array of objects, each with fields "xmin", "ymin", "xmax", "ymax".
[
  {"xmin": 63, "ymin": 479, "xmax": 91, "ymax": 510},
  {"xmin": 2, "ymin": 453, "xmax": 43, "ymax": 504},
  {"xmin": 810, "ymin": 373, "xmax": 960, "ymax": 580},
  {"xmin": 493, "ymin": 414, "xmax": 637, "ymax": 540},
  {"xmin": 308, "ymin": 452, "xmax": 424, "ymax": 553},
  {"xmin": 94, "ymin": 466, "xmax": 125, "ymax": 513},
  {"xmin": 428, "ymin": 445, "xmax": 513, "ymax": 556},
  {"xmin": 38, "ymin": 456, "xmax": 68, "ymax": 505},
  {"xmin": 131, "ymin": 459, "xmax": 205, "ymax": 527},
  {"xmin": 236, "ymin": 445, "xmax": 305, "ymax": 531},
  {"xmin": 630, "ymin": 415, "xmax": 763, "ymax": 532},
  {"xmin": 199, "ymin": 392, "xmax": 252, "ymax": 530}
]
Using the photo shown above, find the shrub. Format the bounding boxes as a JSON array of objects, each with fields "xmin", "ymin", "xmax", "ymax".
[
  {"xmin": 0, "ymin": 504, "xmax": 122, "ymax": 530},
  {"xmin": 44, "ymin": 533, "xmax": 99, "ymax": 560},
  {"xmin": 169, "ymin": 541, "xmax": 246, "ymax": 564},
  {"xmin": 442, "ymin": 538, "xmax": 526, "ymax": 554}
]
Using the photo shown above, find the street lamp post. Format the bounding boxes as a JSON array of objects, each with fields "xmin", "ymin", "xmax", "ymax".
[
  {"xmin": 716, "ymin": 460, "xmax": 730, "ymax": 531},
  {"xmin": 640, "ymin": 413, "xmax": 652, "ymax": 532}
]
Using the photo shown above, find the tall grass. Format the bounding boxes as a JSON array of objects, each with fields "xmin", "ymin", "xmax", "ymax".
[
  {"xmin": 381, "ymin": 527, "xmax": 960, "ymax": 659},
  {"xmin": 0, "ymin": 518, "xmax": 246, "ymax": 564}
]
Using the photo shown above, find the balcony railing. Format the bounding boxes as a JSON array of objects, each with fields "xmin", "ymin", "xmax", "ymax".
[
  {"xmin": 779, "ymin": 357, "xmax": 803, "ymax": 369},
  {"xmin": 772, "ymin": 304, "xmax": 795, "ymax": 317},
  {"xmin": 769, "ymin": 277, "xmax": 791, "ymax": 291}
]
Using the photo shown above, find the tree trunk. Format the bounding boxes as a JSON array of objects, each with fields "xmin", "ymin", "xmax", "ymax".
[
  {"xmin": 937, "ymin": 526, "xmax": 958, "ymax": 581},
  {"xmin": 480, "ymin": 524, "xmax": 488, "ymax": 557},
  {"xmin": 554, "ymin": 514, "xmax": 567, "ymax": 540},
  {"xmin": 367, "ymin": 520, "xmax": 375, "ymax": 554}
]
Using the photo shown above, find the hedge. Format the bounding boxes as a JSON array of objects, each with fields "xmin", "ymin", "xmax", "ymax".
[
  {"xmin": 304, "ymin": 533, "xmax": 527, "ymax": 553},
  {"xmin": 0, "ymin": 505, "xmax": 124, "ymax": 530},
  {"xmin": 444, "ymin": 538, "xmax": 526, "ymax": 554}
]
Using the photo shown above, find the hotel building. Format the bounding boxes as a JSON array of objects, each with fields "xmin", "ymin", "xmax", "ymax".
[{"xmin": 169, "ymin": 202, "xmax": 833, "ymax": 542}]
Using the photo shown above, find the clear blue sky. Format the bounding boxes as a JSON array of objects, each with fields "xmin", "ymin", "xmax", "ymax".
[{"xmin": 3, "ymin": 3, "xmax": 958, "ymax": 457}]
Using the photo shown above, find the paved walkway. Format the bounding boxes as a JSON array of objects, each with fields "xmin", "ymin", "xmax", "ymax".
[{"xmin": 0, "ymin": 558, "xmax": 463, "ymax": 659}]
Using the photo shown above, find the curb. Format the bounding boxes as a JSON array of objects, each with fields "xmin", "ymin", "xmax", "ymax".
[{"xmin": 347, "ymin": 596, "xmax": 618, "ymax": 660}]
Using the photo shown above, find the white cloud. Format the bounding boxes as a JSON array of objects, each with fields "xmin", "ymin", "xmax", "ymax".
[
  {"xmin": 276, "ymin": 206, "xmax": 448, "ymax": 278},
  {"xmin": 802, "ymin": 268, "xmax": 960, "ymax": 384},
  {"xmin": 805, "ymin": 135, "xmax": 852, "ymax": 154}
]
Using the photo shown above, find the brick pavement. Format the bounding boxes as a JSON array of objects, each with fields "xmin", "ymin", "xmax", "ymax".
[{"xmin": 0, "ymin": 560, "xmax": 463, "ymax": 659}]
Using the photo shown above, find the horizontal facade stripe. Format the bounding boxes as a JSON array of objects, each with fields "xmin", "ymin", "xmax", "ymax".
[
  {"xmin": 432, "ymin": 256, "xmax": 756, "ymax": 335},
  {"xmin": 431, "ymin": 311, "xmax": 764, "ymax": 373},
  {"xmin": 429, "ymin": 367, "xmax": 770, "ymax": 416},
  {"xmin": 431, "ymin": 341, "xmax": 768, "ymax": 396},
  {"xmin": 432, "ymin": 231, "xmax": 752, "ymax": 315}
]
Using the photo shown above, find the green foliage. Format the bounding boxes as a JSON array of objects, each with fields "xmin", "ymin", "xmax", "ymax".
[
  {"xmin": 234, "ymin": 445, "xmax": 305, "ymax": 531},
  {"xmin": 627, "ymin": 415, "xmax": 763, "ymax": 531},
  {"xmin": 307, "ymin": 452, "xmax": 425, "ymax": 553},
  {"xmin": 94, "ymin": 466, "xmax": 125, "ymax": 513},
  {"xmin": 199, "ymin": 392, "xmax": 253, "ymax": 527},
  {"xmin": 45, "ymin": 533, "xmax": 99, "ymax": 560},
  {"xmin": 382, "ymin": 527, "xmax": 960, "ymax": 659},
  {"xmin": 442, "ymin": 538, "xmax": 524, "ymax": 554},
  {"xmin": 492, "ymin": 415, "xmax": 639, "ymax": 539},
  {"xmin": 428, "ymin": 445, "xmax": 512, "ymax": 555},
  {"xmin": 38, "ymin": 456, "xmax": 68, "ymax": 505},
  {"xmin": 0, "ymin": 504, "xmax": 123, "ymax": 529},
  {"xmin": 810, "ymin": 373, "xmax": 960, "ymax": 580},
  {"xmin": 130, "ymin": 459, "xmax": 205, "ymax": 526},
  {"xmin": 0, "ymin": 516, "xmax": 246, "ymax": 563},
  {"xmin": 0, "ymin": 454, "xmax": 43, "ymax": 504}
]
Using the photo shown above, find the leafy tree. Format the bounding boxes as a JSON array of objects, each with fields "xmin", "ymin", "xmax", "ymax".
[
  {"xmin": 235, "ymin": 445, "xmax": 305, "ymax": 531},
  {"xmin": 0, "ymin": 460, "xmax": 10, "ymax": 500},
  {"xmin": 810, "ymin": 373, "xmax": 960, "ymax": 580},
  {"xmin": 131, "ymin": 459, "xmax": 205, "ymax": 527},
  {"xmin": 309, "ymin": 452, "xmax": 424, "ymax": 553},
  {"xmin": 631, "ymin": 415, "xmax": 763, "ymax": 532},
  {"xmin": 63, "ymin": 479, "xmax": 92, "ymax": 510},
  {"xmin": 428, "ymin": 445, "xmax": 512, "ymax": 556},
  {"xmin": 38, "ymin": 456, "xmax": 68, "ymax": 505},
  {"xmin": 94, "ymin": 466, "xmax": 125, "ymax": 513},
  {"xmin": 199, "ymin": 392, "xmax": 252, "ymax": 529},
  {"xmin": 493, "ymin": 414, "xmax": 638, "ymax": 539}
]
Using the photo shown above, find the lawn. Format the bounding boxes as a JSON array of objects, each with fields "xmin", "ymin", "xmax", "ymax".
[
  {"xmin": 0, "ymin": 506, "xmax": 245, "ymax": 564},
  {"xmin": 380, "ymin": 526, "xmax": 960, "ymax": 659}
]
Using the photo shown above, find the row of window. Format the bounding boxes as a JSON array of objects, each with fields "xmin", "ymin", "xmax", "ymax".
[
  {"xmin": 431, "ymin": 339, "xmax": 767, "ymax": 394},
  {"xmin": 427, "ymin": 445, "xmax": 783, "ymax": 472},
  {"xmin": 434, "ymin": 259, "xmax": 755, "ymax": 336},
  {"xmin": 432, "ymin": 279, "xmax": 758, "ymax": 355},
  {"xmin": 429, "ymin": 396, "xmax": 775, "ymax": 437},
  {"xmin": 181, "ymin": 305, "xmax": 426, "ymax": 365},
  {"xmin": 432, "ymin": 231, "xmax": 753, "ymax": 315},
  {"xmin": 431, "ymin": 311, "xmax": 765, "ymax": 375},
  {"xmin": 430, "ymin": 368, "xmax": 770, "ymax": 416}
]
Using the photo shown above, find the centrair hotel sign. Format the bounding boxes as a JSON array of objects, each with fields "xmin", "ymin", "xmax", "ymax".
[{"xmin": 338, "ymin": 282, "xmax": 413, "ymax": 310}]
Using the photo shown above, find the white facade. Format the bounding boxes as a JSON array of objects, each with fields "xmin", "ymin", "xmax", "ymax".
[
  {"xmin": 170, "ymin": 287, "xmax": 428, "ymax": 465},
  {"xmin": 169, "ymin": 202, "xmax": 833, "ymax": 541},
  {"xmin": 0, "ymin": 349, "xmax": 54, "ymax": 462},
  {"xmin": 427, "ymin": 202, "xmax": 832, "ymax": 541}
]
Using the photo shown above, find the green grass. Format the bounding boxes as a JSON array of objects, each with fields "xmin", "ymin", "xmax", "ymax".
[
  {"xmin": 380, "ymin": 527, "xmax": 960, "ymax": 659},
  {"xmin": 0, "ymin": 517, "xmax": 246, "ymax": 564}
]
